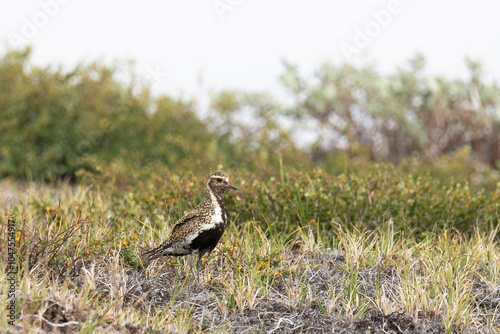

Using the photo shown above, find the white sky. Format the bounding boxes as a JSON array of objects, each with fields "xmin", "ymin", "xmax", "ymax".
[{"xmin": 1, "ymin": 0, "xmax": 499, "ymax": 101}]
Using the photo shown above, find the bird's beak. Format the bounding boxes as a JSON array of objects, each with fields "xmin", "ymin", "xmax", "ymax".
[{"xmin": 227, "ymin": 183, "xmax": 238, "ymax": 191}]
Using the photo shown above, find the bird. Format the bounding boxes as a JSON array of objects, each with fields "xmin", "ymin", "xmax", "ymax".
[{"xmin": 142, "ymin": 171, "xmax": 238, "ymax": 283}]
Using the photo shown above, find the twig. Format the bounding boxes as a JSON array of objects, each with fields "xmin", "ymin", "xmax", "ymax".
[
  {"xmin": 22, "ymin": 314, "xmax": 79, "ymax": 327},
  {"xmin": 268, "ymin": 317, "xmax": 293, "ymax": 333}
]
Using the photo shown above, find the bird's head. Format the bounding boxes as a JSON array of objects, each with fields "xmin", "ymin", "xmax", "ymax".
[{"xmin": 206, "ymin": 171, "xmax": 238, "ymax": 193}]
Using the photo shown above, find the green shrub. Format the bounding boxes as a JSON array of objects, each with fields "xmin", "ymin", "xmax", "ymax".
[
  {"xmin": 83, "ymin": 165, "xmax": 499, "ymax": 240},
  {"xmin": 0, "ymin": 48, "xmax": 219, "ymax": 181}
]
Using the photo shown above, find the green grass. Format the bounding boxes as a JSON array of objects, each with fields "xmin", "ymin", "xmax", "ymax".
[{"xmin": 1, "ymin": 169, "xmax": 499, "ymax": 333}]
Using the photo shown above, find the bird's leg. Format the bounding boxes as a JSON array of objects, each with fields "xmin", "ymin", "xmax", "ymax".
[
  {"xmin": 188, "ymin": 255, "xmax": 195, "ymax": 279},
  {"xmin": 195, "ymin": 254, "xmax": 204, "ymax": 284}
]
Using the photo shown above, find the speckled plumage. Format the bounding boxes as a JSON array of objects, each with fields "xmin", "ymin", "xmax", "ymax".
[{"xmin": 143, "ymin": 172, "xmax": 238, "ymax": 280}]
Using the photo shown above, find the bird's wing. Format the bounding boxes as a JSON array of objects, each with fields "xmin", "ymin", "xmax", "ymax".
[
  {"xmin": 141, "ymin": 209, "xmax": 202, "ymax": 261},
  {"xmin": 143, "ymin": 210, "xmax": 200, "ymax": 259},
  {"xmin": 167, "ymin": 210, "xmax": 203, "ymax": 243}
]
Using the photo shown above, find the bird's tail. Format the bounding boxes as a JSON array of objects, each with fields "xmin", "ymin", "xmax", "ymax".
[
  {"xmin": 141, "ymin": 244, "xmax": 167, "ymax": 263},
  {"xmin": 142, "ymin": 241, "xmax": 191, "ymax": 263}
]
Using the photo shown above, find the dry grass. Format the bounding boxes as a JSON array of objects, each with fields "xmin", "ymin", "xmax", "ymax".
[{"xmin": 1, "ymin": 179, "xmax": 500, "ymax": 333}]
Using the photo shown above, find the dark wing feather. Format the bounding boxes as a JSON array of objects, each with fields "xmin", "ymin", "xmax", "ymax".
[
  {"xmin": 167, "ymin": 210, "xmax": 202, "ymax": 242},
  {"xmin": 142, "ymin": 209, "xmax": 202, "ymax": 261}
]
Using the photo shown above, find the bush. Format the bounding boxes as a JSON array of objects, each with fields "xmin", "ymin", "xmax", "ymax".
[
  {"xmin": 0, "ymin": 48, "xmax": 219, "ymax": 181},
  {"xmin": 83, "ymin": 165, "xmax": 499, "ymax": 240}
]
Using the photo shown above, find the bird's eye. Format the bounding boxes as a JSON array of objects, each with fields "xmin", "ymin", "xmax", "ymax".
[{"xmin": 216, "ymin": 178, "xmax": 223, "ymax": 183}]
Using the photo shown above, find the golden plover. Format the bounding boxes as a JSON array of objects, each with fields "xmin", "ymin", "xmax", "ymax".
[{"xmin": 143, "ymin": 171, "xmax": 238, "ymax": 282}]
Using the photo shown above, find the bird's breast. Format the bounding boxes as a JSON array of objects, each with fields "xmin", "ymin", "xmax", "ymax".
[{"xmin": 211, "ymin": 203, "xmax": 225, "ymax": 226}]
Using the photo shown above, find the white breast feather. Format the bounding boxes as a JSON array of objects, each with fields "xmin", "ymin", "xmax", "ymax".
[{"xmin": 209, "ymin": 189, "xmax": 223, "ymax": 226}]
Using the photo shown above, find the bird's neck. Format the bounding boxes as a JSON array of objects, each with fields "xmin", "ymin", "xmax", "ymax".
[{"xmin": 204, "ymin": 186, "xmax": 225, "ymax": 211}]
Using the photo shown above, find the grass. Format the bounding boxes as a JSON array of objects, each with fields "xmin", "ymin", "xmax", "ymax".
[{"xmin": 1, "ymin": 170, "xmax": 499, "ymax": 333}]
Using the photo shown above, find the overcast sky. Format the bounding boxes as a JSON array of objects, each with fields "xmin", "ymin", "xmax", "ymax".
[{"xmin": 1, "ymin": 0, "xmax": 499, "ymax": 100}]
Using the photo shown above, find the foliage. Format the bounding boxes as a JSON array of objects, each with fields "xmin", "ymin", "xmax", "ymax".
[
  {"xmin": 0, "ymin": 48, "xmax": 218, "ymax": 181},
  {"xmin": 81, "ymin": 165, "xmax": 498, "ymax": 240},
  {"xmin": 1, "ymin": 172, "xmax": 499, "ymax": 332},
  {"xmin": 208, "ymin": 90, "xmax": 302, "ymax": 170},
  {"xmin": 2, "ymin": 47, "xmax": 499, "ymax": 185},
  {"xmin": 279, "ymin": 54, "xmax": 500, "ymax": 166},
  {"xmin": 2, "ymin": 45, "xmax": 500, "ymax": 333}
]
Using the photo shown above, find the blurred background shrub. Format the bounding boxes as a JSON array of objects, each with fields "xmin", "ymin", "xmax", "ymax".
[{"xmin": 1, "ymin": 47, "xmax": 499, "ymax": 190}]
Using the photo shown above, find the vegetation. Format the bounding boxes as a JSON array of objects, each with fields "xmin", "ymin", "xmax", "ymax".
[
  {"xmin": 279, "ymin": 55, "xmax": 500, "ymax": 166},
  {"xmin": 0, "ymin": 48, "xmax": 217, "ymax": 181},
  {"xmin": 0, "ymin": 47, "xmax": 499, "ymax": 332},
  {"xmin": 1, "ymin": 48, "xmax": 500, "ymax": 182},
  {"xmin": 1, "ymin": 171, "xmax": 499, "ymax": 333}
]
